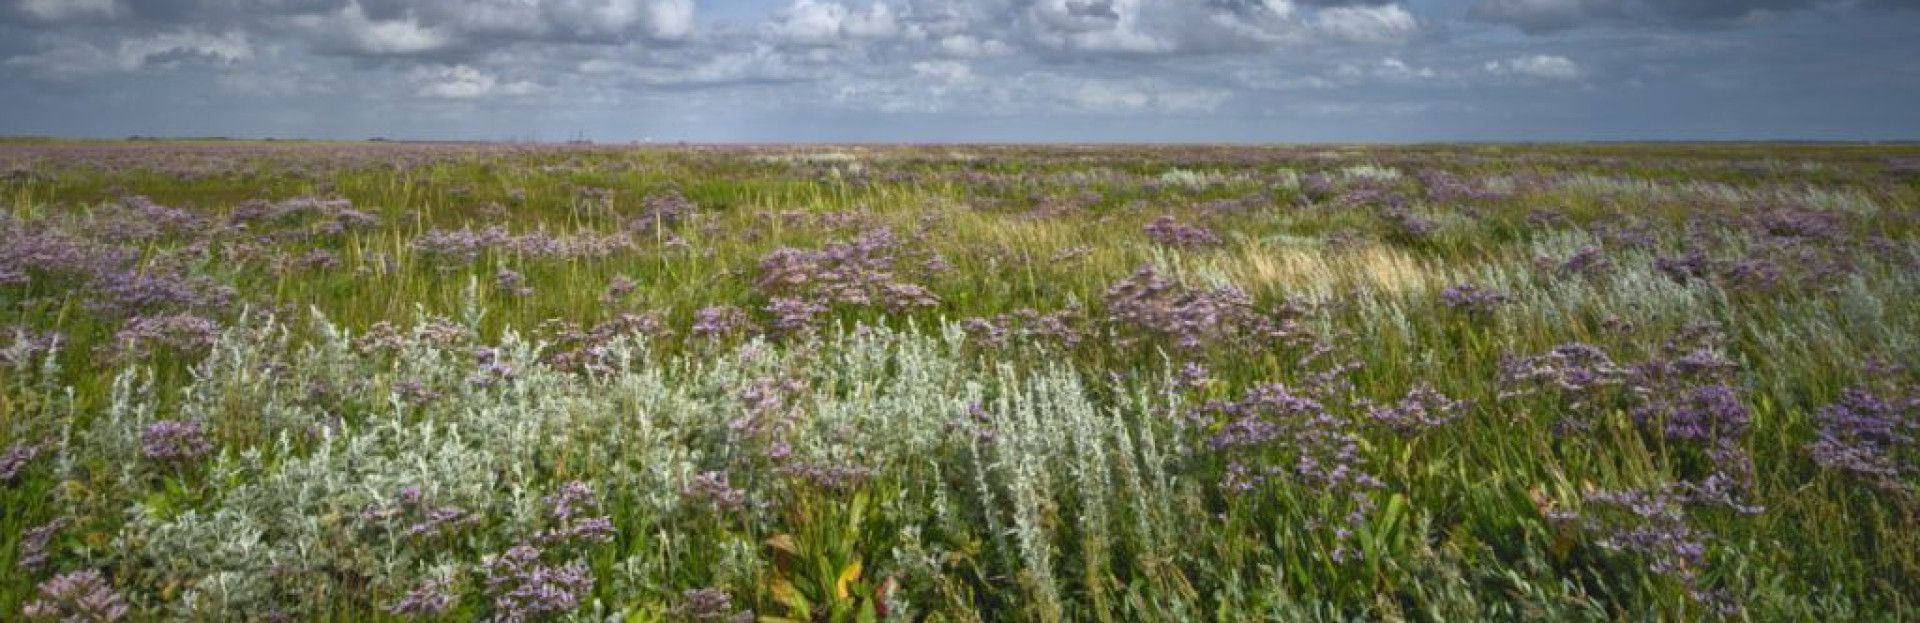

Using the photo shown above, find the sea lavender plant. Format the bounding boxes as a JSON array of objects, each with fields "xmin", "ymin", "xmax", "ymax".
[
  {"xmin": 1807, "ymin": 385, "xmax": 1918, "ymax": 492},
  {"xmin": 140, "ymin": 419, "xmax": 213, "ymax": 462},
  {"xmin": 1102, "ymin": 264, "xmax": 1307, "ymax": 352},
  {"xmin": 2, "ymin": 441, "xmax": 43, "ymax": 484},
  {"xmin": 1364, "ymin": 383, "xmax": 1467, "ymax": 435},
  {"xmin": 107, "ymin": 314, "xmax": 220, "ymax": 360},
  {"xmin": 16, "ymin": 518, "xmax": 67, "ymax": 572},
  {"xmin": 386, "ymin": 576, "xmax": 460, "ymax": 617},
  {"xmin": 1440, "ymin": 283, "xmax": 1509, "ymax": 316},
  {"xmin": 481, "ymin": 545, "xmax": 595, "ymax": 623},
  {"xmin": 690, "ymin": 305, "xmax": 753, "ymax": 340},
  {"xmin": 21, "ymin": 570, "xmax": 130, "ymax": 622},
  {"xmin": 1144, "ymin": 215, "xmax": 1223, "ymax": 248}
]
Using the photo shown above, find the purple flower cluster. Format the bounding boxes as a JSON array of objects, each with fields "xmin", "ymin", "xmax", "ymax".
[
  {"xmin": 539, "ymin": 481, "xmax": 616, "ymax": 546},
  {"xmin": 2, "ymin": 442, "xmax": 44, "ymax": 484},
  {"xmin": 683, "ymin": 471, "xmax": 749, "ymax": 512},
  {"xmin": 755, "ymin": 227, "xmax": 942, "ymax": 313},
  {"xmin": 1439, "ymin": 283, "xmax": 1510, "ymax": 316},
  {"xmin": 690, "ymin": 305, "xmax": 753, "ymax": 340},
  {"xmin": 1547, "ymin": 245, "xmax": 1611, "ymax": 279},
  {"xmin": 1103, "ymin": 264, "xmax": 1307, "ymax": 352},
  {"xmin": 1363, "ymin": 383, "xmax": 1467, "ymax": 435},
  {"xmin": 1625, "ymin": 328, "xmax": 1761, "ymax": 483},
  {"xmin": 481, "ymin": 545, "xmax": 595, "ymax": 623},
  {"xmin": 540, "ymin": 312, "xmax": 672, "ymax": 373},
  {"xmin": 361, "ymin": 486, "xmax": 480, "ymax": 542},
  {"xmin": 412, "ymin": 226, "xmax": 633, "ymax": 264},
  {"xmin": 1195, "ymin": 383, "xmax": 1382, "ymax": 561},
  {"xmin": 778, "ymin": 461, "xmax": 875, "ymax": 493},
  {"xmin": 764, "ymin": 297, "xmax": 830, "ymax": 335},
  {"xmin": 140, "ymin": 419, "xmax": 213, "ymax": 462},
  {"xmin": 959, "ymin": 307, "xmax": 1086, "ymax": 350},
  {"xmin": 495, "ymin": 269, "xmax": 534, "ymax": 297},
  {"xmin": 386, "ymin": 576, "xmax": 460, "ymax": 617},
  {"xmin": 21, "ymin": 570, "xmax": 130, "ymax": 622},
  {"xmin": 107, "ymin": 314, "xmax": 220, "ymax": 360},
  {"xmin": 1417, "ymin": 169, "xmax": 1511, "ymax": 204},
  {"xmin": 1498, "ymin": 343, "xmax": 1629, "ymax": 418},
  {"xmin": 228, "ymin": 195, "xmax": 380, "ymax": 237},
  {"xmin": 672, "ymin": 587, "xmax": 745, "ymax": 621},
  {"xmin": 1572, "ymin": 479, "xmax": 1759, "ymax": 613},
  {"xmin": 627, "ymin": 190, "xmax": 700, "ymax": 232},
  {"xmin": 1143, "ymin": 215, "xmax": 1223, "ymax": 248},
  {"xmin": 1381, "ymin": 207, "xmax": 1439, "ymax": 241},
  {"xmin": 1807, "ymin": 385, "xmax": 1918, "ymax": 492},
  {"xmin": 16, "ymin": 518, "xmax": 67, "ymax": 573}
]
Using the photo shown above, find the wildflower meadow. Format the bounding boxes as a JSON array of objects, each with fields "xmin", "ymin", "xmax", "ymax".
[{"xmin": 3, "ymin": 140, "xmax": 1918, "ymax": 620}]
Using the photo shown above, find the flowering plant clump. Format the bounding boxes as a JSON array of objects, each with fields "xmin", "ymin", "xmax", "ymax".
[
  {"xmin": 22, "ymin": 570, "xmax": 130, "ymax": 622},
  {"xmin": 1102, "ymin": 264, "xmax": 1310, "ymax": 351},
  {"xmin": 1143, "ymin": 215, "xmax": 1223, "ymax": 248}
]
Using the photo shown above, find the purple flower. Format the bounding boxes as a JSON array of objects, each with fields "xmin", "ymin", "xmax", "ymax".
[
  {"xmin": 1103, "ymin": 264, "xmax": 1309, "ymax": 352},
  {"xmin": 539, "ymin": 481, "xmax": 616, "ymax": 545},
  {"xmin": 755, "ymin": 228, "xmax": 942, "ymax": 313},
  {"xmin": 17, "ymin": 518, "xmax": 67, "ymax": 573},
  {"xmin": 672, "ymin": 588, "xmax": 739, "ymax": 621},
  {"xmin": 495, "ymin": 268, "xmax": 533, "ymax": 297},
  {"xmin": 481, "ymin": 546, "xmax": 594, "ymax": 623},
  {"xmin": 765, "ymin": 297, "xmax": 829, "ymax": 335},
  {"xmin": 141, "ymin": 419, "xmax": 213, "ymax": 462},
  {"xmin": 1144, "ymin": 215, "xmax": 1223, "ymax": 248},
  {"xmin": 108, "ymin": 314, "xmax": 220, "ymax": 360},
  {"xmin": 22, "ymin": 570, "xmax": 130, "ymax": 622},
  {"xmin": 628, "ymin": 190, "xmax": 700, "ymax": 232},
  {"xmin": 3, "ymin": 441, "xmax": 44, "ymax": 484},
  {"xmin": 683, "ymin": 471, "xmax": 748, "ymax": 512},
  {"xmin": 1365, "ymin": 383, "xmax": 1467, "ymax": 434},
  {"xmin": 1807, "ymin": 386, "xmax": 1918, "ymax": 491},
  {"xmin": 1440, "ymin": 283, "xmax": 1509, "ymax": 316},
  {"xmin": 387, "ymin": 576, "xmax": 459, "ymax": 617}
]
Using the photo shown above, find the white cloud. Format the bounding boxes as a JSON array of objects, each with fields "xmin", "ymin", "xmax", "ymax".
[
  {"xmin": 911, "ymin": 59, "xmax": 973, "ymax": 84},
  {"xmin": 765, "ymin": 0, "xmax": 900, "ymax": 45},
  {"xmin": 1484, "ymin": 54, "xmax": 1584, "ymax": 81},
  {"xmin": 295, "ymin": 1, "xmax": 453, "ymax": 56},
  {"xmin": 1312, "ymin": 3, "xmax": 1419, "ymax": 44},
  {"xmin": 646, "ymin": 0, "xmax": 695, "ymax": 40},
  {"xmin": 412, "ymin": 64, "xmax": 540, "ymax": 99},
  {"xmin": 17, "ymin": 0, "xmax": 120, "ymax": 22},
  {"xmin": 936, "ymin": 34, "xmax": 1011, "ymax": 58}
]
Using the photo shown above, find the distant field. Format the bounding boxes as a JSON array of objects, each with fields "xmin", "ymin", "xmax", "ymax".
[{"xmin": 3, "ymin": 141, "xmax": 1918, "ymax": 620}]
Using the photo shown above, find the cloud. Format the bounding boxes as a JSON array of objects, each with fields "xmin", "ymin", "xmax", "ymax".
[
  {"xmin": 283, "ymin": 0, "xmax": 697, "ymax": 57},
  {"xmin": 293, "ymin": 2, "xmax": 452, "ymax": 56},
  {"xmin": 764, "ymin": 1, "xmax": 900, "ymax": 45},
  {"xmin": 412, "ymin": 64, "xmax": 539, "ymax": 99},
  {"xmin": 116, "ymin": 29, "xmax": 252, "ymax": 70},
  {"xmin": 2, "ymin": 28, "xmax": 250, "ymax": 78},
  {"xmin": 1484, "ymin": 54, "xmax": 1583, "ymax": 81},
  {"xmin": 1468, "ymin": 0, "xmax": 1913, "ymax": 32},
  {"xmin": 1468, "ymin": 0, "xmax": 1621, "ymax": 34},
  {"xmin": 1311, "ymin": 3, "xmax": 1418, "ymax": 44},
  {"xmin": 12, "ymin": 0, "xmax": 122, "ymax": 22}
]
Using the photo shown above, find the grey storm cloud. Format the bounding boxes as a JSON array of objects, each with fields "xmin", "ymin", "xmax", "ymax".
[
  {"xmin": 1, "ymin": 0, "xmax": 1916, "ymax": 141},
  {"xmin": 1469, "ymin": 0, "xmax": 1915, "ymax": 33}
]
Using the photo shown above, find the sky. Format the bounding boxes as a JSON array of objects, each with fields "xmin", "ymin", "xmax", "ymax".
[{"xmin": 1, "ymin": 0, "xmax": 1916, "ymax": 142}]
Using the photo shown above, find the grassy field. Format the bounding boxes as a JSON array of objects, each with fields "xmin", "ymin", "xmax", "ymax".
[{"xmin": 2, "ymin": 141, "xmax": 1918, "ymax": 621}]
